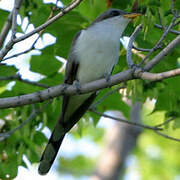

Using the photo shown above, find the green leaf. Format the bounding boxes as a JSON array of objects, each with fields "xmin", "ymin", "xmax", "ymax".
[
  {"xmin": 155, "ymin": 77, "xmax": 180, "ymax": 112},
  {"xmin": 0, "ymin": 9, "xmax": 9, "ymax": 31},
  {"xmin": 30, "ymin": 45, "xmax": 62, "ymax": 76},
  {"xmin": 76, "ymin": 0, "xmax": 106, "ymax": 20},
  {"xmin": 20, "ymin": 0, "xmax": 49, "ymax": 26},
  {"xmin": 59, "ymin": 155, "xmax": 95, "ymax": 176},
  {"xmin": 39, "ymin": 72, "xmax": 64, "ymax": 86},
  {"xmin": 0, "ymin": 81, "xmax": 42, "ymax": 98},
  {"xmin": 0, "ymin": 153, "xmax": 18, "ymax": 179},
  {"xmin": 47, "ymin": 11, "xmax": 88, "ymax": 58},
  {"xmin": 62, "ymin": 0, "xmax": 73, "ymax": 5},
  {"xmin": 33, "ymin": 131, "xmax": 47, "ymax": 145},
  {"xmin": 96, "ymin": 88, "xmax": 130, "ymax": 118},
  {"xmin": 173, "ymin": 117, "xmax": 180, "ymax": 129},
  {"xmin": 0, "ymin": 65, "xmax": 17, "ymax": 76},
  {"xmin": 0, "ymin": 65, "xmax": 18, "ymax": 89},
  {"xmin": 46, "ymin": 98, "xmax": 62, "ymax": 130}
]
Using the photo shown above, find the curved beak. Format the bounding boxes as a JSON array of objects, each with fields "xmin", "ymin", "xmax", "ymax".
[{"xmin": 123, "ymin": 13, "xmax": 141, "ymax": 19}]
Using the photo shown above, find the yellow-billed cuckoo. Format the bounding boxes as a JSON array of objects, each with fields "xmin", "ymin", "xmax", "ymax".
[{"xmin": 38, "ymin": 9, "xmax": 141, "ymax": 175}]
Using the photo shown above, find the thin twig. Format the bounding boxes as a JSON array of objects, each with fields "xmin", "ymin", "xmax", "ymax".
[
  {"xmin": 173, "ymin": 20, "xmax": 180, "ymax": 27},
  {"xmin": 2, "ymin": 4, "xmax": 59, "ymax": 62},
  {"xmin": 154, "ymin": 24, "xmax": 180, "ymax": 35},
  {"xmin": 90, "ymin": 108, "xmax": 163, "ymax": 131},
  {"xmin": 171, "ymin": 0, "xmax": 175, "ymax": 13},
  {"xmin": 18, "ymin": 76, "xmax": 50, "ymax": 88},
  {"xmin": 0, "ymin": 74, "xmax": 50, "ymax": 88},
  {"xmin": 154, "ymin": 130, "xmax": 180, "ymax": 142},
  {"xmin": 170, "ymin": 0, "xmax": 179, "ymax": 17},
  {"xmin": 157, "ymin": 7, "xmax": 163, "ymax": 28},
  {"xmin": 137, "ymin": 68, "xmax": 180, "ymax": 81},
  {"xmin": 90, "ymin": 85, "xmax": 126, "ymax": 109},
  {"xmin": 0, "ymin": 0, "xmax": 23, "ymax": 48},
  {"xmin": 0, "ymin": 13, "xmax": 13, "ymax": 48},
  {"xmin": 12, "ymin": 0, "xmax": 22, "ymax": 39},
  {"xmin": 132, "ymin": 45, "xmax": 151, "ymax": 52},
  {"xmin": 0, "ymin": 105, "xmax": 36, "ymax": 140},
  {"xmin": 0, "ymin": 100, "xmax": 52, "ymax": 141},
  {"xmin": 2, "ymin": 37, "xmax": 40, "ymax": 61},
  {"xmin": 0, "ymin": 0, "xmax": 84, "ymax": 61},
  {"xmin": 140, "ymin": 16, "xmax": 177, "ymax": 65},
  {"xmin": 144, "ymin": 35, "xmax": 180, "ymax": 71},
  {"xmin": 155, "ymin": 117, "xmax": 176, "ymax": 128},
  {"xmin": 2, "ymin": 30, "xmax": 42, "ymax": 61},
  {"xmin": 126, "ymin": 24, "xmax": 143, "ymax": 68}
]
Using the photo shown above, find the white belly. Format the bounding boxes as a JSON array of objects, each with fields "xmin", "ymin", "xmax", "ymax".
[{"xmin": 74, "ymin": 29, "xmax": 120, "ymax": 84}]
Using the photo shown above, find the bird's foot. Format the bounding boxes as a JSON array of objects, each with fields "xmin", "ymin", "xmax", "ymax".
[
  {"xmin": 73, "ymin": 80, "xmax": 81, "ymax": 94},
  {"xmin": 131, "ymin": 64, "xmax": 143, "ymax": 71},
  {"xmin": 104, "ymin": 73, "xmax": 112, "ymax": 88},
  {"xmin": 61, "ymin": 83, "xmax": 68, "ymax": 95},
  {"xmin": 131, "ymin": 64, "xmax": 144, "ymax": 77}
]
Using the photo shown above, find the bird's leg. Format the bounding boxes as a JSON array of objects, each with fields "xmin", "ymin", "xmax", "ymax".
[
  {"xmin": 104, "ymin": 72, "xmax": 112, "ymax": 88},
  {"xmin": 131, "ymin": 64, "xmax": 144, "ymax": 77},
  {"xmin": 131, "ymin": 63, "xmax": 144, "ymax": 71},
  {"xmin": 73, "ymin": 80, "xmax": 82, "ymax": 94},
  {"xmin": 61, "ymin": 83, "xmax": 68, "ymax": 95}
]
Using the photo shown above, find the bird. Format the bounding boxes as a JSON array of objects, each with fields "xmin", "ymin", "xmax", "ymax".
[{"xmin": 38, "ymin": 8, "xmax": 141, "ymax": 175}]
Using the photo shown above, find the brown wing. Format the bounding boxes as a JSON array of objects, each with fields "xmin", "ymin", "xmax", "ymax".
[
  {"xmin": 62, "ymin": 31, "xmax": 82, "ymax": 121},
  {"xmin": 64, "ymin": 31, "xmax": 82, "ymax": 84},
  {"xmin": 38, "ymin": 30, "xmax": 97, "ymax": 175}
]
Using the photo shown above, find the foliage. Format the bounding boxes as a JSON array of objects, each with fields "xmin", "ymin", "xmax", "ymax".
[{"xmin": 0, "ymin": 0, "xmax": 179, "ymax": 179}]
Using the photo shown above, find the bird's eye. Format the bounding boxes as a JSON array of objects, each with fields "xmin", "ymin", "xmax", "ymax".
[{"xmin": 110, "ymin": 10, "xmax": 120, "ymax": 17}]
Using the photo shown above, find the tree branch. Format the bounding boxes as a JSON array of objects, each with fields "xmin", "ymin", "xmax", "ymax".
[
  {"xmin": 0, "ymin": 13, "xmax": 12, "ymax": 49},
  {"xmin": 90, "ymin": 84, "xmax": 126, "ymax": 109},
  {"xmin": 140, "ymin": 16, "xmax": 178, "ymax": 65},
  {"xmin": 155, "ymin": 116, "xmax": 176, "ymax": 128},
  {"xmin": 0, "ymin": 0, "xmax": 24, "ymax": 49},
  {"xmin": 154, "ymin": 24, "xmax": 180, "ymax": 35},
  {"xmin": 126, "ymin": 24, "xmax": 143, "ymax": 67},
  {"xmin": 132, "ymin": 45, "xmax": 151, "ymax": 52},
  {"xmin": 0, "ymin": 0, "xmax": 84, "ymax": 61},
  {"xmin": 12, "ymin": 0, "xmax": 22, "ymax": 39},
  {"xmin": 90, "ymin": 108, "xmax": 162, "ymax": 131},
  {"xmin": 0, "ymin": 100, "xmax": 52, "ymax": 141},
  {"xmin": 2, "ymin": 4, "xmax": 62, "ymax": 62},
  {"xmin": 0, "ymin": 66, "xmax": 180, "ymax": 109},
  {"xmin": 0, "ymin": 105, "xmax": 36, "ymax": 141},
  {"xmin": 91, "ymin": 103, "xmax": 143, "ymax": 180},
  {"xmin": 137, "ymin": 68, "xmax": 180, "ymax": 81},
  {"xmin": 154, "ymin": 130, "xmax": 180, "ymax": 142},
  {"xmin": 0, "ymin": 74, "xmax": 50, "ymax": 88},
  {"xmin": 0, "ymin": 69, "xmax": 133, "ymax": 109},
  {"xmin": 2, "ymin": 36, "xmax": 39, "ymax": 61},
  {"xmin": 144, "ymin": 35, "xmax": 180, "ymax": 71},
  {"xmin": 157, "ymin": 7, "xmax": 163, "ymax": 28}
]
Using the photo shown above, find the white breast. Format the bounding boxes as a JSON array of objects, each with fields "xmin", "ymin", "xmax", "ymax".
[{"xmin": 73, "ymin": 16, "xmax": 129, "ymax": 84}]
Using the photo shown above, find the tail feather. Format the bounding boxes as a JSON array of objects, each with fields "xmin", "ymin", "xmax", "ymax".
[
  {"xmin": 38, "ymin": 92, "xmax": 97, "ymax": 175},
  {"xmin": 38, "ymin": 123, "xmax": 65, "ymax": 175}
]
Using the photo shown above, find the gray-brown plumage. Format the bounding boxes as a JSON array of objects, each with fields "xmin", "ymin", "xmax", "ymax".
[{"xmin": 38, "ymin": 9, "xmax": 141, "ymax": 175}]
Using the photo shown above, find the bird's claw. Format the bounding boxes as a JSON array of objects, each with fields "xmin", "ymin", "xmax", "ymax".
[
  {"xmin": 104, "ymin": 73, "xmax": 112, "ymax": 88},
  {"xmin": 61, "ymin": 83, "xmax": 68, "ymax": 95},
  {"xmin": 73, "ymin": 80, "xmax": 81, "ymax": 94}
]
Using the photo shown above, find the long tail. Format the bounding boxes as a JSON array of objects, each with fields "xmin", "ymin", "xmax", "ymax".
[
  {"xmin": 38, "ymin": 121, "xmax": 66, "ymax": 175},
  {"xmin": 38, "ymin": 92, "xmax": 97, "ymax": 175}
]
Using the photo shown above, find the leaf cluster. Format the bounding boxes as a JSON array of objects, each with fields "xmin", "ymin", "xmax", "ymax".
[{"xmin": 0, "ymin": 0, "xmax": 179, "ymax": 179}]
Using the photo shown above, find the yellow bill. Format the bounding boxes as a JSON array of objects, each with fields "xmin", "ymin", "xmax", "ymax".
[{"xmin": 123, "ymin": 13, "xmax": 142, "ymax": 19}]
